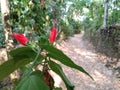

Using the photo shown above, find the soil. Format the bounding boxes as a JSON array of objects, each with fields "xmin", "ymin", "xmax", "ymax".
[{"xmin": 56, "ymin": 31, "xmax": 120, "ymax": 90}]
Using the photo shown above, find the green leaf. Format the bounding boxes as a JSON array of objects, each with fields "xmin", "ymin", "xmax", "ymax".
[
  {"xmin": 53, "ymin": 87, "xmax": 62, "ymax": 90},
  {"xmin": 9, "ymin": 47, "xmax": 44, "ymax": 62},
  {"xmin": 0, "ymin": 47, "xmax": 44, "ymax": 80},
  {"xmin": 15, "ymin": 70, "xmax": 50, "ymax": 90},
  {"xmin": 41, "ymin": 45, "xmax": 93, "ymax": 80},
  {"xmin": 48, "ymin": 60, "xmax": 74, "ymax": 90},
  {"xmin": 0, "ymin": 58, "xmax": 31, "ymax": 81},
  {"xmin": 38, "ymin": 36, "xmax": 50, "ymax": 46},
  {"xmin": 33, "ymin": 0, "xmax": 40, "ymax": 3},
  {"xmin": 9, "ymin": 47, "xmax": 36, "ymax": 58}
]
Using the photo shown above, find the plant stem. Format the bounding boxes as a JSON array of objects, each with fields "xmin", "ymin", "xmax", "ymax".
[{"xmin": 32, "ymin": 48, "xmax": 41, "ymax": 68}]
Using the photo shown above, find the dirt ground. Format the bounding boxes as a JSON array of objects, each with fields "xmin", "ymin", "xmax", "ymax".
[
  {"xmin": 56, "ymin": 31, "xmax": 120, "ymax": 90},
  {"xmin": 0, "ymin": 31, "xmax": 120, "ymax": 90}
]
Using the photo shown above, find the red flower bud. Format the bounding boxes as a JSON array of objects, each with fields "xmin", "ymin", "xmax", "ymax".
[
  {"xmin": 49, "ymin": 27, "xmax": 57, "ymax": 43},
  {"xmin": 12, "ymin": 33, "xmax": 29, "ymax": 46}
]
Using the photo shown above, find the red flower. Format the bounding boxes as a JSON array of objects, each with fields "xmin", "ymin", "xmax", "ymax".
[
  {"xmin": 49, "ymin": 27, "xmax": 57, "ymax": 43},
  {"xmin": 12, "ymin": 33, "xmax": 29, "ymax": 46}
]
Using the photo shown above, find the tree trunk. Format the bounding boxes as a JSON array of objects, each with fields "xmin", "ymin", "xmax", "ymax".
[
  {"xmin": 0, "ymin": 0, "xmax": 20, "ymax": 89},
  {"xmin": 1, "ymin": 0, "xmax": 14, "ymax": 54},
  {"xmin": 103, "ymin": 0, "xmax": 108, "ymax": 28},
  {"xmin": 0, "ymin": 0, "xmax": 14, "ymax": 89}
]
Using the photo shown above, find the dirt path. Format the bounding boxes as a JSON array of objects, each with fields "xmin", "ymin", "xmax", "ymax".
[{"xmin": 56, "ymin": 31, "xmax": 120, "ymax": 90}]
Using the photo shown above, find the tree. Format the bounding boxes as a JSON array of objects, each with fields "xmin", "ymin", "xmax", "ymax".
[
  {"xmin": 103, "ymin": 0, "xmax": 108, "ymax": 28},
  {"xmin": 0, "ymin": 0, "xmax": 14, "ymax": 89},
  {"xmin": 1, "ymin": 0, "xmax": 14, "ymax": 53},
  {"xmin": 0, "ymin": 1, "xmax": 21, "ymax": 89}
]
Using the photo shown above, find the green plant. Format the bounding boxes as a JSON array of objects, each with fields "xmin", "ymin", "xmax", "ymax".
[
  {"xmin": 0, "ymin": 25, "xmax": 5, "ymax": 47},
  {"xmin": 10, "ymin": 0, "xmax": 48, "ymax": 36},
  {"xmin": 0, "ymin": 35, "xmax": 93, "ymax": 90}
]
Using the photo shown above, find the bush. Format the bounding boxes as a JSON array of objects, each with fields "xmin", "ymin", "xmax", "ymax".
[{"xmin": 59, "ymin": 19, "xmax": 81, "ymax": 40}]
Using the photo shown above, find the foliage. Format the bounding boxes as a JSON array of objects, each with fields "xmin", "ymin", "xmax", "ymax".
[
  {"xmin": 0, "ymin": 25, "xmax": 5, "ymax": 47},
  {"xmin": 0, "ymin": 0, "xmax": 120, "ymax": 47},
  {"xmin": 9, "ymin": 0, "xmax": 83, "ymax": 42},
  {"xmin": 0, "ymin": 13, "xmax": 5, "ymax": 47},
  {"xmin": 67, "ymin": 17, "xmax": 81, "ymax": 34},
  {"xmin": 10, "ymin": 0, "xmax": 49, "ymax": 38},
  {"xmin": 16, "ymin": 70, "xmax": 50, "ymax": 90},
  {"xmin": 66, "ymin": 0, "xmax": 120, "ymax": 33},
  {"xmin": 59, "ymin": 18, "xmax": 82, "ymax": 40},
  {"xmin": 59, "ymin": 19, "xmax": 73, "ymax": 39}
]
